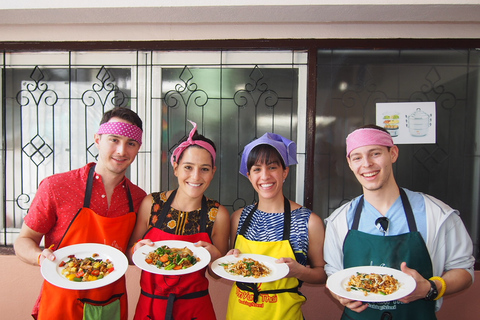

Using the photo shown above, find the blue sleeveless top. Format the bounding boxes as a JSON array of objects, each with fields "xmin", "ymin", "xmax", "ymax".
[{"xmin": 236, "ymin": 204, "xmax": 311, "ymax": 266}]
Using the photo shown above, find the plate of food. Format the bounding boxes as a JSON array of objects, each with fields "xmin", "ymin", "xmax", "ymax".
[
  {"xmin": 40, "ymin": 243, "xmax": 128, "ymax": 290},
  {"xmin": 327, "ymin": 266, "xmax": 416, "ymax": 302},
  {"xmin": 132, "ymin": 240, "xmax": 211, "ymax": 275},
  {"xmin": 211, "ymin": 253, "xmax": 289, "ymax": 283}
]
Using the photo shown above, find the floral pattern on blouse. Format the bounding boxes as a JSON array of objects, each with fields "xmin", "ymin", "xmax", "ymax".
[{"xmin": 148, "ymin": 191, "xmax": 219, "ymax": 237}]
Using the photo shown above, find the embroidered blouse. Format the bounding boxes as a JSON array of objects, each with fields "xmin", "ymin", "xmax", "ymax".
[{"xmin": 148, "ymin": 191, "xmax": 220, "ymax": 238}]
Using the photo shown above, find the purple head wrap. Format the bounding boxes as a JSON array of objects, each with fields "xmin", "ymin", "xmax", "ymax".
[
  {"xmin": 346, "ymin": 128, "xmax": 394, "ymax": 157},
  {"xmin": 239, "ymin": 132, "xmax": 297, "ymax": 177},
  {"xmin": 97, "ymin": 121, "xmax": 143, "ymax": 145},
  {"xmin": 170, "ymin": 120, "xmax": 216, "ymax": 167}
]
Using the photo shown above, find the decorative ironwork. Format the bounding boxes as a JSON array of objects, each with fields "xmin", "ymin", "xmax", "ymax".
[
  {"xmin": 16, "ymin": 66, "xmax": 57, "ymax": 167},
  {"xmin": 82, "ymin": 66, "xmax": 129, "ymax": 108},
  {"xmin": 15, "ymin": 66, "xmax": 59, "ymax": 108},
  {"xmin": 87, "ymin": 143, "xmax": 99, "ymax": 160},
  {"xmin": 413, "ymin": 146, "xmax": 449, "ymax": 172},
  {"xmin": 234, "ymin": 65, "xmax": 279, "ymax": 109},
  {"xmin": 341, "ymin": 67, "xmax": 388, "ymax": 109},
  {"xmin": 22, "ymin": 134, "xmax": 53, "ymax": 167},
  {"xmin": 15, "ymin": 193, "xmax": 31, "ymax": 211},
  {"xmin": 409, "ymin": 66, "xmax": 457, "ymax": 110},
  {"xmin": 164, "ymin": 66, "xmax": 208, "ymax": 109}
]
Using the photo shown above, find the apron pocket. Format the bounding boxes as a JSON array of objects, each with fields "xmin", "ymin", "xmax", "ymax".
[{"xmin": 82, "ymin": 299, "xmax": 120, "ymax": 320}]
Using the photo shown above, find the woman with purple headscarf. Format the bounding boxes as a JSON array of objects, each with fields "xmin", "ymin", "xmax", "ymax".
[{"xmin": 225, "ymin": 132, "xmax": 327, "ymax": 320}]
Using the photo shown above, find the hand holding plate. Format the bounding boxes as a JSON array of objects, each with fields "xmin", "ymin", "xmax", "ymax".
[{"xmin": 397, "ymin": 262, "xmax": 431, "ymax": 304}]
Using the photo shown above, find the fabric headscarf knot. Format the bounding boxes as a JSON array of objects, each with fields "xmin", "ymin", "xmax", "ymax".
[
  {"xmin": 239, "ymin": 132, "xmax": 297, "ymax": 177},
  {"xmin": 346, "ymin": 127, "xmax": 394, "ymax": 157},
  {"xmin": 170, "ymin": 120, "xmax": 216, "ymax": 167}
]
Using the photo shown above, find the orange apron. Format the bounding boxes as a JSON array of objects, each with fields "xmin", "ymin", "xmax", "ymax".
[
  {"xmin": 134, "ymin": 189, "xmax": 216, "ymax": 320},
  {"xmin": 226, "ymin": 197, "xmax": 306, "ymax": 320},
  {"xmin": 35, "ymin": 165, "xmax": 136, "ymax": 320}
]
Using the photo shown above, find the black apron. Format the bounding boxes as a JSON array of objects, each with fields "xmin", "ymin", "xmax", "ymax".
[{"xmin": 342, "ymin": 188, "xmax": 436, "ymax": 320}]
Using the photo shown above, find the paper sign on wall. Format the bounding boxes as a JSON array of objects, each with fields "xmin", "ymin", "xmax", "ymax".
[{"xmin": 376, "ymin": 102, "xmax": 436, "ymax": 144}]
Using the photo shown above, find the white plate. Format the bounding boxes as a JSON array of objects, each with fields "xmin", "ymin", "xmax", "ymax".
[
  {"xmin": 211, "ymin": 253, "xmax": 289, "ymax": 283},
  {"xmin": 132, "ymin": 240, "xmax": 211, "ymax": 275},
  {"xmin": 41, "ymin": 243, "xmax": 128, "ymax": 290},
  {"xmin": 327, "ymin": 266, "xmax": 416, "ymax": 302}
]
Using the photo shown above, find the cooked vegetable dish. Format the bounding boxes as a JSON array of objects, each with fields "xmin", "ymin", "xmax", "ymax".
[
  {"xmin": 220, "ymin": 257, "xmax": 271, "ymax": 278},
  {"xmin": 346, "ymin": 272, "xmax": 399, "ymax": 296},
  {"xmin": 145, "ymin": 245, "xmax": 199, "ymax": 270},
  {"xmin": 60, "ymin": 253, "xmax": 114, "ymax": 282}
]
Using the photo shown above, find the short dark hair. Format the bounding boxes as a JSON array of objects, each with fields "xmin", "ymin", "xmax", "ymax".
[
  {"xmin": 100, "ymin": 107, "xmax": 143, "ymax": 130},
  {"xmin": 358, "ymin": 124, "xmax": 389, "ymax": 134},
  {"xmin": 176, "ymin": 131, "xmax": 217, "ymax": 165},
  {"xmin": 246, "ymin": 144, "xmax": 286, "ymax": 173}
]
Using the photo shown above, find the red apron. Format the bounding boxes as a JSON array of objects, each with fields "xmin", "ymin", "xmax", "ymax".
[
  {"xmin": 134, "ymin": 190, "xmax": 216, "ymax": 320},
  {"xmin": 35, "ymin": 165, "xmax": 136, "ymax": 320}
]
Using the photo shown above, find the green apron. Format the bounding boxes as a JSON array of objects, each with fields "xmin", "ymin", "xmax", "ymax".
[{"xmin": 342, "ymin": 188, "xmax": 436, "ymax": 320}]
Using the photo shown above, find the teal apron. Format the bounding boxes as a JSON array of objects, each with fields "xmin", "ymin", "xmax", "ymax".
[{"xmin": 342, "ymin": 188, "xmax": 436, "ymax": 320}]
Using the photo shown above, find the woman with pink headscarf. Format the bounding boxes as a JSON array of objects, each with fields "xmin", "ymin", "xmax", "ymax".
[{"xmin": 128, "ymin": 120, "xmax": 230, "ymax": 320}]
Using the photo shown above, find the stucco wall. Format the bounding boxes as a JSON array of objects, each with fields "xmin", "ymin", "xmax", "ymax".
[
  {"xmin": 0, "ymin": 1, "xmax": 479, "ymax": 42},
  {"xmin": 1, "ymin": 255, "xmax": 478, "ymax": 319}
]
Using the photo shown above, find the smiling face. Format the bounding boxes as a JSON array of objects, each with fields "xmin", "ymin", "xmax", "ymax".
[
  {"xmin": 173, "ymin": 145, "xmax": 216, "ymax": 200},
  {"xmin": 247, "ymin": 151, "xmax": 289, "ymax": 201},
  {"xmin": 347, "ymin": 144, "xmax": 399, "ymax": 193},
  {"xmin": 94, "ymin": 117, "xmax": 141, "ymax": 177}
]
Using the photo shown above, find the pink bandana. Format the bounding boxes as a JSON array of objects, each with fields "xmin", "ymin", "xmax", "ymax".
[
  {"xmin": 346, "ymin": 128, "xmax": 394, "ymax": 157},
  {"xmin": 97, "ymin": 121, "xmax": 143, "ymax": 145},
  {"xmin": 170, "ymin": 120, "xmax": 216, "ymax": 166}
]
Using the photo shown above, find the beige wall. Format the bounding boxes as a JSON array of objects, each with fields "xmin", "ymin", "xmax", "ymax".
[
  {"xmin": 1, "ymin": 255, "xmax": 478, "ymax": 320},
  {"xmin": 0, "ymin": 2, "xmax": 479, "ymax": 42}
]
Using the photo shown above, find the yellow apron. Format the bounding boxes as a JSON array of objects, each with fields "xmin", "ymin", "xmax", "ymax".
[{"xmin": 226, "ymin": 198, "xmax": 306, "ymax": 320}]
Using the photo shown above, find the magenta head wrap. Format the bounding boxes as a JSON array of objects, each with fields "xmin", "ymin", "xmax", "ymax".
[
  {"xmin": 97, "ymin": 121, "xmax": 143, "ymax": 145},
  {"xmin": 239, "ymin": 132, "xmax": 297, "ymax": 177},
  {"xmin": 170, "ymin": 120, "xmax": 216, "ymax": 167},
  {"xmin": 346, "ymin": 128, "xmax": 394, "ymax": 157}
]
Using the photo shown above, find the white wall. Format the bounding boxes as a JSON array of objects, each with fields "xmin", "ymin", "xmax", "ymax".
[{"xmin": 0, "ymin": 1, "xmax": 479, "ymax": 42}]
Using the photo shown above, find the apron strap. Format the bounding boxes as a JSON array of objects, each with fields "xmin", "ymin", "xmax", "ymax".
[
  {"xmin": 83, "ymin": 164, "xmax": 96, "ymax": 208},
  {"xmin": 236, "ymin": 282, "xmax": 299, "ymax": 303},
  {"xmin": 57, "ymin": 165, "xmax": 134, "ymax": 249},
  {"xmin": 165, "ymin": 294, "xmax": 175, "ymax": 320},
  {"xmin": 351, "ymin": 196, "xmax": 364, "ymax": 231},
  {"xmin": 399, "ymin": 188, "xmax": 418, "ymax": 232},
  {"xmin": 157, "ymin": 189, "xmax": 208, "ymax": 233},
  {"xmin": 83, "ymin": 164, "xmax": 134, "ymax": 212},
  {"xmin": 140, "ymin": 289, "xmax": 209, "ymax": 320},
  {"xmin": 282, "ymin": 197, "xmax": 291, "ymax": 241},
  {"xmin": 239, "ymin": 196, "xmax": 291, "ymax": 241},
  {"xmin": 351, "ymin": 188, "xmax": 418, "ymax": 233}
]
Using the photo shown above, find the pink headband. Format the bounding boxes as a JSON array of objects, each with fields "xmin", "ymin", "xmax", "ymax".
[
  {"xmin": 97, "ymin": 121, "xmax": 143, "ymax": 145},
  {"xmin": 170, "ymin": 120, "xmax": 216, "ymax": 167},
  {"xmin": 346, "ymin": 128, "xmax": 394, "ymax": 157}
]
